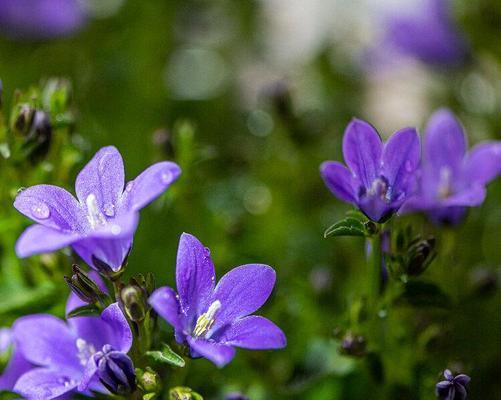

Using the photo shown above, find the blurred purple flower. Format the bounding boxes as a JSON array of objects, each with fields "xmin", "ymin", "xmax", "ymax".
[
  {"xmin": 0, "ymin": 295, "xmax": 132, "ymax": 399},
  {"xmin": 0, "ymin": 0, "xmax": 88, "ymax": 40},
  {"xmin": 385, "ymin": 0, "xmax": 468, "ymax": 66},
  {"xmin": 149, "ymin": 233, "xmax": 286, "ymax": 367},
  {"xmin": 14, "ymin": 146, "xmax": 181, "ymax": 273},
  {"xmin": 402, "ymin": 109, "xmax": 501, "ymax": 225},
  {"xmin": 436, "ymin": 369, "xmax": 470, "ymax": 400},
  {"xmin": 320, "ymin": 119, "xmax": 420, "ymax": 222}
]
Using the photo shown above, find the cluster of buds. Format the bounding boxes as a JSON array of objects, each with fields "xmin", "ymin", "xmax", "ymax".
[{"xmin": 64, "ymin": 264, "xmax": 109, "ymax": 306}]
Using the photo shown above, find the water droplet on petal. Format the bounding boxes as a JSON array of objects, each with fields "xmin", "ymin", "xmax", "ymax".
[
  {"xmin": 110, "ymin": 224, "xmax": 121, "ymax": 235},
  {"xmin": 17, "ymin": 187, "xmax": 26, "ymax": 194},
  {"xmin": 125, "ymin": 181, "xmax": 134, "ymax": 192},
  {"xmin": 160, "ymin": 170, "xmax": 173, "ymax": 184},
  {"xmin": 31, "ymin": 203, "xmax": 50, "ymax": 219},
  {"xmin": 103, "ymin": 203, "xmax": 115, "ymax": 217},
  {"xmin": 203, "ymin": 247, "xmax": 211, "ymax": 257}
]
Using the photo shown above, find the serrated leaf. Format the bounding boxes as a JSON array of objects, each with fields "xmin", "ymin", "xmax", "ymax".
[
  {"xmin": 324, "ymin": 217, "xmax": 366, "ymax": 238},
  {"xmin": 146, "ymin": 344, "xmax": 185, "ymax": 367},
  {"xmin": 67, "ymin": 304, "xmax": 101, "ymax": 318}
]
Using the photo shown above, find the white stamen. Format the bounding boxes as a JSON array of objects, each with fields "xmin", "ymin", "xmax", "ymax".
[
  {"xmin": 86, "ymin": 193, "xmax": 106, "ymax": 228},
  {"xmin": 193, "ymin": 300, "xmax": 221, "ymax": 338},
  {"xmin": 76, "ymin": 338, "xmax": 96, "ymax": 366},
  {"xmin": 438, "ymin": 167, "xmax": 453, "ymax": 199}
]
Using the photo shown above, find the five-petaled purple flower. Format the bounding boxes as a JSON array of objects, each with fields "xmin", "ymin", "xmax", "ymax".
[
  {"xmin": 436, "ymin": 369, "xmax": 470, "ymax": 400},
  {"xmin": 385, "ymin": 0, "xmax": 469, "ymax": 66},
  {"xmin": 0, "ymin": 0, "xmax": 88, "ymax": 40},
  {"xmin": 0, "ymin": 294, "xmax": 133, "ymax": 399},
  {"xmin": 320, "ymin": 118, "xmax": 420, "ymax": 222},
  {"xmin": 149, "ymin": 233, "xmax": 286, "ymax": 367},
  {"xmin": 14, "ymin": 146, "xmax": 181, "ymax": 273},
  {"xmin": 402, "ymin": 109, "xmax": 501, "ymax": 225}
]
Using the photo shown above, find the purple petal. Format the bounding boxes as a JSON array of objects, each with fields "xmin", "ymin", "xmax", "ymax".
[
  {"xmin": 441, "ymin": 185, "xmax": 486, "ymax": 207},
  {"xmin": 0, "ymin": 348, "xmax": 32, "ymax": 391},
  {"xmin": 90, "ymin": 212, "xmax": 139, "ymax": 239},
  {"xmin": 320, "ymin": 161, "xmax": 356, "ymax": 203},
  {"xmin": 358, "ymin": 195, "xmax": 395, "ymax": 223},
  {"xmin": 186, "ymin": 337, "xmax": 236, "ymax": 368},
  {"xmin": 342, "ymin": 118, "xmax": 382, "ymax": 188},
  {"xmin": 13, "ymin": 315, "xmax": 80, "ymax": 372},
  {"xmin": 464, "ymin": 141, "xmax": 501, "ymax": 185},
  {"xmin": 444, "ymin": 369, "xmax": 454, "ymax": 380},
  {"xmin": 454, "ymin": 374, "xmax": 471, "ymax": 386},
  {"xmin": 121, "ymin": 161, "xmax": 181, "ymax": 212},
  {"xmin": 14, "ymin": 368, "xmax": 78, "ymax": 399},
  {"xmin": 149, "ymin": 286, "xmax": 183, "ymax": 332},
  {"xmin": 427, "ymin": 206, "xmax": 467, "ymax": 226},
  {"xmin": 381, "ymin": 127, "xmax": 420, "ymax": 191},
  {"xmin": 176, "ymin": 233, "xmax": 216, "ymax": 319},
  {"xmin": 211, "ymin": 264, "xmax": 276, "ymax": 330},
  {"xmin": 424, "ymin": 109, "xmax": 466, "ymax": 172},
  {"xmin": 78, "ymin": 354, "xmax": 97, "ymax": 391},
  {"xmin": 220, "ymin": 316, "xmax": 286, "ymax": 350},
  {"xmin": 436, "ymin": 380, "xmax": 452, "ymax": 398},
  {"xmin": 455, "ymin": 383, "xmax": 467, "ymax": 400},
  {"xmin": 75, "ymin": 146, "xmax": 125, "ymax": 216},
  {"xmin": 14, "ymin": 184, "xmax": 86, "ymax": 232},
  {"xmin": 15, "ymin": 224, "xmax": 81, "ymax": 258}
]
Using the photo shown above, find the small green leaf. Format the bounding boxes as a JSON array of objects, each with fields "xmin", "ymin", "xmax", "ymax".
[
  {"xmin": 143, "ymin": 394, "xmax": 156, "ymax": 400},
  {"xmin": 0, "ymin": 391, "xmax": 20, "ymax": 399},
  {"xmin": 67, "ymin": 304, "xmax": 101, "ymax": 318},
  {"xmin": 324, "ymin": 217, "xmax": 366, "ymax": 238},
  {"xmin": 146, "ymin": 344, "xmax": 185, "ymax": 367}
]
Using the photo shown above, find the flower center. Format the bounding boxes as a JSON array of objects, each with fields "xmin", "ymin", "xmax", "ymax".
[
  {"xmin": 76, "ymin": 338, "xmax": 96, "ymax": 366},
  {"xmin": 359, "ymin": 177, "xmax": 392, "ymax": 202},
  {"xmin": 86, "ymin": 193, "xmax": 107, "ymax": 229},
  {"xmin": 438, "ymin": 167, "xmax": 453, "ymax": 199},
  {"xmin": 193, "ymin": 300, "xmax": 221, "ymax": 338}
]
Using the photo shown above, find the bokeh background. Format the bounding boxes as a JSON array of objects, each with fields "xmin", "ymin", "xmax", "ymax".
[{"xmin": 0, "ymin": 0, "xmax": 500, "ymax": 399}]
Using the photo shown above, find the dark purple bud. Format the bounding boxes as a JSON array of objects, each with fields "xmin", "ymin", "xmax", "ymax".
[
  {"xmin": 95, "ymin": 345, "xmax": 136, "ymax": 396},
  {"xmin": 13, "ymin": 104, "xmax": 35, "ymax": 136},
  {"xmin": 406, "ymin": 238, "xmax": 436, "ymax": 276},
  {"xmin": 64, "ymin": 264, "xmax": 107, "ymax": 304},
  {"xmin": 340, "ymin": 333, "xmax": 366, "ymax": 357},
  {"xmin": 120, "ymin": 283, "xmax": 148, "ymax": 322}
]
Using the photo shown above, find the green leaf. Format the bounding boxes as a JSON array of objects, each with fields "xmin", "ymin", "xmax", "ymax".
[
  {"xmin": 0, "ymin": 391, "xmax": 20, "ymax": 399},
  {"xmin": 146, "ymin": 344, "xmax": 186, "ymax": 367},
  {"xmin": 324, "ymin": 217, "xmax": 367, "ymax": 238},
  {"xmin": 143, "ymin": 394, "xmax": 157, "ymax": 400},
  {"xmin": 67, "ymin": 304, "xmax": 101, "ymax": 318}
]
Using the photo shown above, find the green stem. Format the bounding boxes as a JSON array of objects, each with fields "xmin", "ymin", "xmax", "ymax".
[{"xmin": 369, "ymin": 230, "xmax": 382, "ymax": 313}]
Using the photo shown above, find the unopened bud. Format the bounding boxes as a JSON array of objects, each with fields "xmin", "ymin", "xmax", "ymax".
[
  {"xmin": 64, "ymin": 264, "xmax": 106, "ymax": 304},
  {"xmin": 169, "ymin": 387, "xmax": 203, "ymax": 400},
  {"xmin": 136, "ymin": 367, "xmax": 161, "ymax": 393},
  {"xmin": 25, "ymin": 110, "xmax": 52, "ymax": 161},
  {"xmin": 95, "ymin": 345, "xmax": 136, "ymax": 396},
  {"xmin": 340, "ymin": 333, "xmax": 366, "ymax": 357},
  {"xmin": 121, "ymin": 284, "xmax": 148, "ymax": 322},
  {"xmin": 13, "ymin": 104, "xmax": 35, "ymax": 136},
  {"xmin": 406, "ymin": 238, "xmax": 436, "ymax": 276}
]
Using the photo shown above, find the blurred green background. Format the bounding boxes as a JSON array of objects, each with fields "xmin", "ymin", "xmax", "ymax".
[{"xmin": 0, "ymin": 0, "xmax": 500, "ymax": 399}]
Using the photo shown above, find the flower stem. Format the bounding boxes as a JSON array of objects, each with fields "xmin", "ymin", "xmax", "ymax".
[{"xmin": 368, "ymin": 229, "xmax": 382, "ymax": 313}]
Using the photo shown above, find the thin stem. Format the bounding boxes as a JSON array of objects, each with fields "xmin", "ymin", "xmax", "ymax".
[{"xmin": 368, "ymin": 230, "xmax": 382, "ymax": 313}]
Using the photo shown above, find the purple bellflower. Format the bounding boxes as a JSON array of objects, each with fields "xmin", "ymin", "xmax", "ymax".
[
  {"xmin": 0, "ymin": 294, "xmax": 133, "ymax": 399},
  {"xmin": 402, "ymin": 109, "xmax": 501, "ymax": 225},
  {"xmin": 149, "ymin": 233, "xmax": 286, "ymax": 367},
  {"xmin": 14, "ymin": 146, "xmax": 181, "ymax": 273},
  {"xmin": 0, "ymin": 0, "xmax": 88, "ymax": 40},
  {"xmin": 436, "ymin": 369, "xmax": 470, "ymax": 400},
  {"xmin": 385, "ymin": 0, "xmax": 468, "ymax": 66},
  {"xmin": 320, "ymin": 119, "xmax": 420, "ymax": 223}
]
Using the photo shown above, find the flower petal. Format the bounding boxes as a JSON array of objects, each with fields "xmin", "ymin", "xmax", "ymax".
[
  {"xmin": 455, "ymin": 383, "xmax": 467, "ymax": 400},
  {"xmin": 220, "ymin": 316, "xmax": 286, "ymax": 350},
  {"xmin": 149, "ymin": 286, "xmax": 183, "ymax": 332},
  {"xmin": 15, "ymin": 224, "xmax": 81, "ymax": 258},
  {"xmin": 186, "ymin": 337, "xmax": 236, "ymax": 368},
  {"xmin": 14, "ymin": 368, "xmax": 78, "ymax": 400},
  {"xmin": 464, "ymin": 141, "xmax": 501, "ymax": 185},
  {"xmin": 121, "ymin": 161, "xmax": 181, "ymax": 212},
  {"xmin": 14, "ymin": 184, "xmax": 86, "ymax": 232},
  {"xmin": 75, "ymin": 146, "xmax": 125, "ymax": 213},
  {"xmin": 176, "ymin": 233, "xmax": 216, "ymax": 319},
  {"xmin": 78, "ymin": 354, "xmax": 97, "ymax": 392},
  {"xmin": 381, "ymin": 127, "xmax": 420, "ymax": 191},
  {"xmin": 13, "ymin": 315, "xmax": 80, "ymax": 372},
  {"xmin": 454, "ymin": 374, "xmax": 471, "ymax": 386},
  {"xmin": 0, "ymin": 348, "xmax": 32, "ymax": 391},
  {"xmin": 212, "ymin": 264, "xmax": 276, "ymax": 330},
  {"xmin": 441, "ymin": 185, "xmax": 486, "ymax": 207},
  {"xmin": 320, "ymin": 161, "xmax": 356, "ymax": 203},
  {"xmin": 342, "ymin": 118, "xmax": 383, "ymax": 188},
  {"xmin": 424, "ymin": 109, "xmax": 466, "ymax": 172}
]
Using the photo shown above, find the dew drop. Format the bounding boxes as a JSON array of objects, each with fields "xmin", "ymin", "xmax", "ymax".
[
  {"xmin": 103, "ymin": 203, "xmax": 115, "ymax": 217},
  {"xmin": 110, "ymin": 224, "xmax": 121, "ymax": 235},
  {"xmin": 31, "ymin": 203, "xmax": 50, "ymax": 219},
  {"xmin": 125, "ymin": 181, "xmax": 134, "ymax": 192},
  {"xmin": 160, "ymin": 170, "xmax": 173, "ymax": 184},
  {"xmin": 203, "ymin": 247, "xmax": 211, "ymax": 257}
]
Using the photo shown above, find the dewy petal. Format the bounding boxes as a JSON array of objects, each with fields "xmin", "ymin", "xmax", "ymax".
[
  {"xmin": 176, "ymin": 233, "xmax": 216, "ymax": 319},
  {"xmin": 186, "ymin": 336, "xmax": 236, "ymax": 368},
  {"xmin": 75, "ymin": 146, "xmax": 125, "ymax": 213},
  {"xmin": 149, "ymin": 286, "xmax": 183, "ymax": 332},
  {"xmin": 342, "ymin": 118, "xmax": 383, "ymax": 188},
  {"xmin": 121, "ymin": 161, "xmax": 181, "ymax": 212},
  {"xmin": 72, "ymin": 235, "xmax": 133, "ymax": 272},
  {"xmin": 424, "ymin": 109, "xmax": 466, "ymax": 172},
  {"xmin": 381, "ymin": 127, "xmax": 420, "ymax": 191},
  {"xmin": 14, "ymin": 368, "xmax": 78, "ymax": 400},
  {"xmin": 212, "ymin": 264, "xmax": 276, "ymax": 330},
  {"xmin": 15, "ymin": 224, "xmax": 81, "ymax": 258},
  {"xmin": 0, "ymin": 348, "xmax": 32, "ymax": 391},
  {"xmin": 220, "ymin": 316, "xmax": 286, "ymax": 350},
  {"xmin": 13, "ymin": 315, "xmax": 80, "ymax": 372},
  {"xmin": 320, "ymin": 161, "xmax": 357, "ymax": 203},
  {"xmin": 14, "ymin": 184, "xmax": 86, "ymax": 232},
  {"xmin": 464, "ymin": 141, "xmax": 501, "ymax": 185}
]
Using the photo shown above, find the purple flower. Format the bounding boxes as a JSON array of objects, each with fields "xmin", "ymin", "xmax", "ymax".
[
  {"xmin": 385, "ymin": 0, "xmax": 468, "ymax": 66},
  {"xmin": 0, "ymin": 0, "xmax": 88, "ymax": 40},
  {"xmin": 14, "ymin": 146, "xmax": 181, "ymax": 273},
  {"xmin": 320, "ymin": 119, "xmax": 420, "ymax": 222},
  {"xmin": 0, "ymin": 296, "xmax": 133, "ymax": 399},
  {"xmin": 149, "ymin": 233, "xmax": 286, "ymax": 367},
  {"xmin": 436, "ymin": 369, "xmax": 470, "ymax": 400},
  {"xmin": 402, "ymin": 109, "xmax": 501, "ymax": 225},
  {"xmin": 94, "ymin": 345, "xmax": 136, "ymax": 395}
]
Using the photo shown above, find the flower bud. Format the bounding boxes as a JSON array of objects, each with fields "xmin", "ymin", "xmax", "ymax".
[
  {"xmin": 405, "ymin": 238, "xmax": 436, "ymax": 276},
  {"xmin": 136, "ymin": 367, "xmax": 161, "ymax": 394},
  {"xmin": 25, "ymin": 110, "xmax": 52, "ymax": 161},
  {"xmin": 95, "ymin": 345, "xmax": 136, "ymax": 396},
  {"xmin": 120, "ymin": 284, "xmax": 148, "ymax": 322},
  {"xmin": 169, "ymin": 387, "xmax": 203, "ymax": 400},
  {"xmin": 64, "ymin": 264, "xmax": 106, "ymax": 304},
  {"xmin": 12, "ymin": 104, "xmax": 35, "ymax": 136},
  {"xmin": 340, "ymin": 333, "xmax": 366, "ymax": 357}
]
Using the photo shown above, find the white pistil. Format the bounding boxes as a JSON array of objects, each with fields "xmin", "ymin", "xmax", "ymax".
[
  {"xmin": 193, "ymin": 300, "xmax": 221, "ymax": 338},
  {"xmin": 86, "ymin": 193, "xmax": 106, "ymax": 229},
  {"xmin": 438, "ymin": 167, "xmax": 453, "ymax": 199},
  {"xmin": 76, "ymin": 338, "xmax": 96, "ymax": 366}
]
